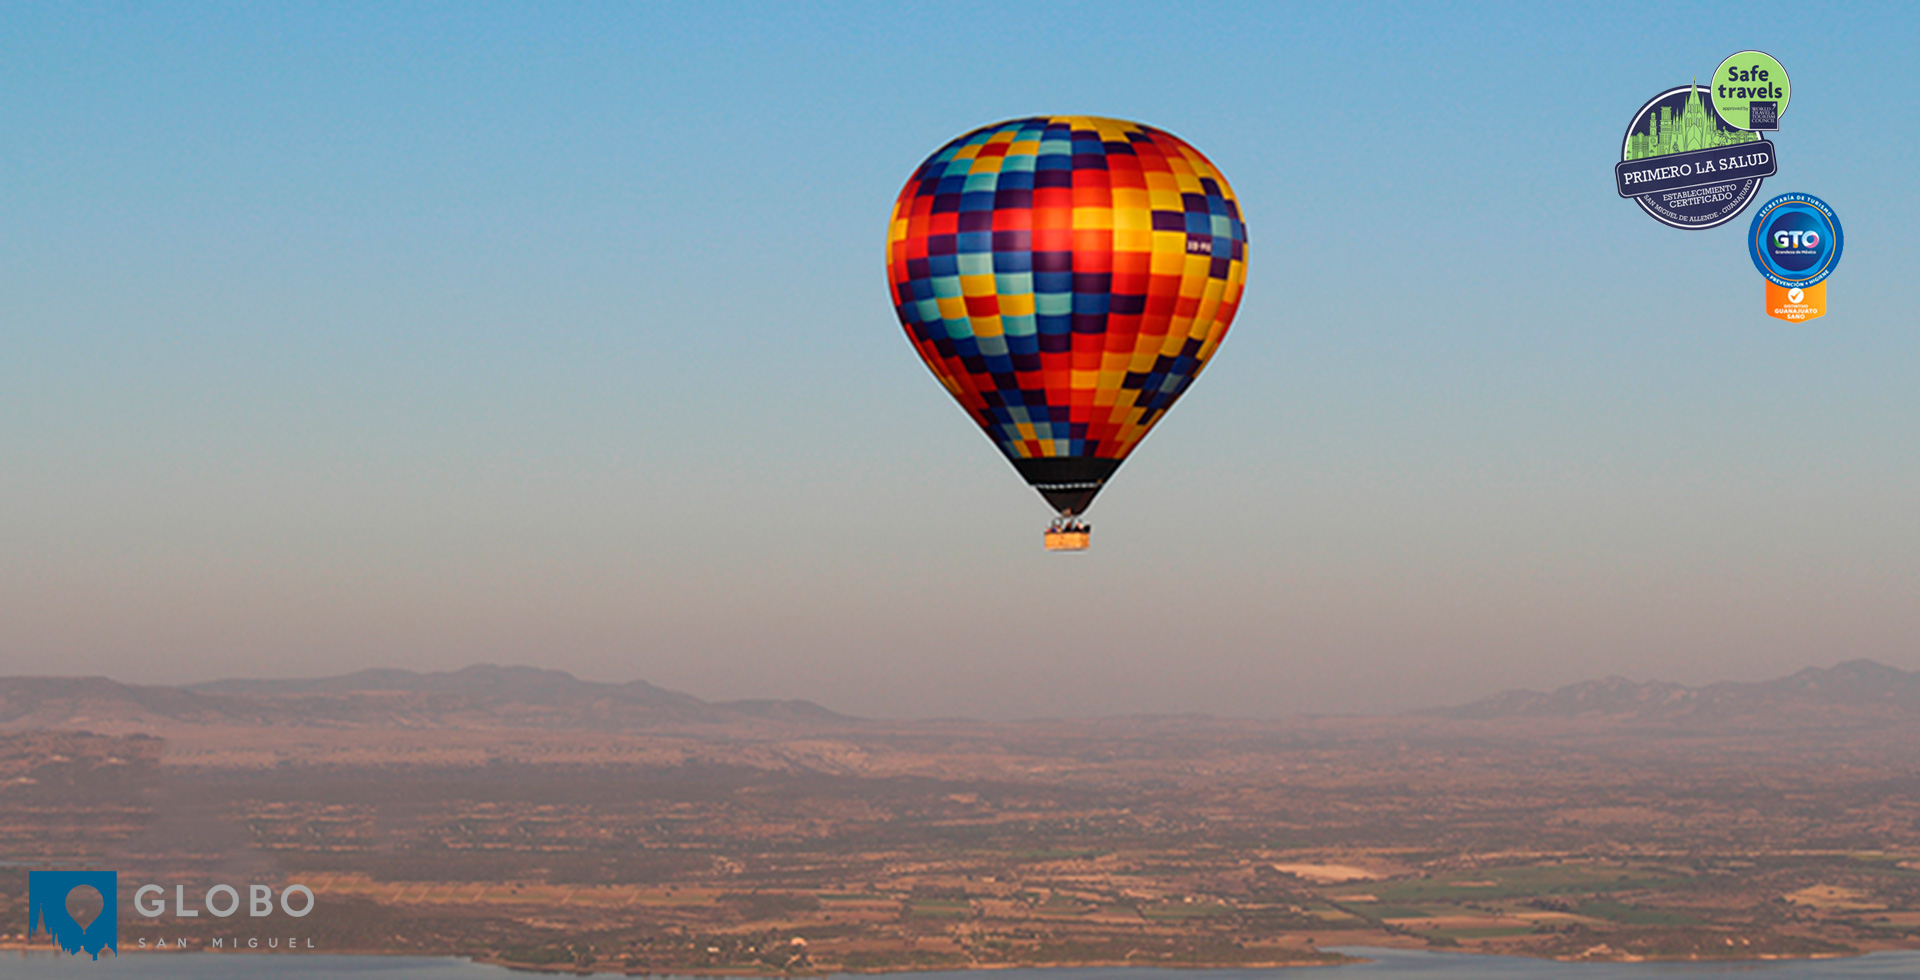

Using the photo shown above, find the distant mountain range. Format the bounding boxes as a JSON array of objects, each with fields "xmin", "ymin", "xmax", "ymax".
[
  {"xmin": 1435, "ymin": 659, "xmax": 1920, "ymax": 727},
  {"xmin": 1, "ymin": 659, "xmax": 1915, "ymax": 736},
  {"xmin": 0, "ymin": 663, "xmax": 851, "ymax": 735}
]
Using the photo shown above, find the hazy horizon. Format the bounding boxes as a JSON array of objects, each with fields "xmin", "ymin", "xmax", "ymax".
[
  {"xmin": 6, "ymin": 3, "xmax": 1918, "ymax": 720},
  {"xmin": 2, "ymin": 654, "xmax": 1906, "ymax": 724}
]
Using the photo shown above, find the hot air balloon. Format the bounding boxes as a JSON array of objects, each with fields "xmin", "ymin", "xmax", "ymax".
[{"xmin": 886, "ymin": 117, "xmax": 1249, "ymax": 549}]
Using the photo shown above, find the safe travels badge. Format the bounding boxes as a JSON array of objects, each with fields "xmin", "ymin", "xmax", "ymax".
[{"xmin": 1711, "ymin": 50, "xmax": 1791, "ymax": 132}]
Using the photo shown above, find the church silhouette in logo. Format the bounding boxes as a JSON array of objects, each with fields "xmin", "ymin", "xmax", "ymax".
[
  {"xmin": 28, "ymin": 870, "xmax": 118, "ymax": 960},
  {"xmin": 1625, "ymin": 82, "xmax": 1761, "ymax": 160}
]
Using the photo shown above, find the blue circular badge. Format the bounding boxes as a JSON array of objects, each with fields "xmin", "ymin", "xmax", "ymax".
[{"xmin": 1748, "ymin": 193, "xmax": 1843, "ymax": 287}]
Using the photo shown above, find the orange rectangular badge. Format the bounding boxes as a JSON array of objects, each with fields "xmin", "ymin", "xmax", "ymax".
[{"xmin": 1766, "ymin": 281, "xmax": 1825, "ymax": 322}]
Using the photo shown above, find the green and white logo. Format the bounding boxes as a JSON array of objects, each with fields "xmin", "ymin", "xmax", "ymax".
[
  {"xmin": 1616, "ymin": 84, "xmax": 1774, "ymax": 230},
  {"xmin": 1711, "ymin": 51, "xmax": 1790, "ymax": 131}
]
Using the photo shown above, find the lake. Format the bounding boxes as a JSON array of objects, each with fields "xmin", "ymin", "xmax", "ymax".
[{"xmin": 7, "ymin": 948, "xmax": 1920, "ymax": 978}]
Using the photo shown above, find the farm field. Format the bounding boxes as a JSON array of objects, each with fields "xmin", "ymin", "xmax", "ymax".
[{"xmin": 3, "ymin": 663, "xmax": 1920, "ymax": 971}]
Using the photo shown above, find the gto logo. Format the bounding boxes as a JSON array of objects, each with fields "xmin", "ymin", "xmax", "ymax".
[
  {"xmin": 134, "ymin": 882, "xmax": 315, "ymax": 918},
  {"xmin": 1773, "ymin": 229, "xmax": 1820, "ymax": 249}
]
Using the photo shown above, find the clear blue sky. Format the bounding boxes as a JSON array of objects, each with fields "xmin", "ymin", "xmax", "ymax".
[{"xmin": 4, "ymin": 2, "xmax": 1916, "ymax": 717}]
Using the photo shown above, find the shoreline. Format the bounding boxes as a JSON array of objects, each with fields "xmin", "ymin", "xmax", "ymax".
[{"xmin": 12, "ymin": 942, "xmax": 1909, "ymax": 974}]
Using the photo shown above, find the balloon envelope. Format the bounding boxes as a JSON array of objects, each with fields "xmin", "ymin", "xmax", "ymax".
[{"xmin": 887, "ymin": 116, "xmax": 1249, "ymax": 515}]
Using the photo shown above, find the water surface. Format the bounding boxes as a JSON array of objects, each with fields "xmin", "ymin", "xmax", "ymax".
[{"xmin": 7, "ymin": 948, "xmax": 1920, "ymax": 978}]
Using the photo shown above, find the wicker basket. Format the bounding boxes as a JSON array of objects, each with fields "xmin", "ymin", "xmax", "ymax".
[{"xmin": 1043, "ymin": 530, "xmax": 1091, "ymax": 551}]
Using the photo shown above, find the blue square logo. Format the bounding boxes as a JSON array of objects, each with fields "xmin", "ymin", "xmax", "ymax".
[{"xmin": 28, "ymin": 870, "xmax": 118, "ymax": 960}]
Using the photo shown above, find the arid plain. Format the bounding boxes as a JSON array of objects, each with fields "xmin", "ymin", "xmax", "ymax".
[{"xmin": 4, "ymin": 661, "xmax": 1919, "ymax": 972}]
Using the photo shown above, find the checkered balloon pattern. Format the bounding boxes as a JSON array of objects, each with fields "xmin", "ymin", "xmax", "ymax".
[{"xmin": 887, "ymin": 117, "xmax": 1248, "ymax": 510}]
